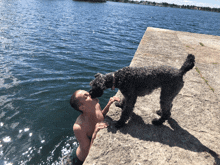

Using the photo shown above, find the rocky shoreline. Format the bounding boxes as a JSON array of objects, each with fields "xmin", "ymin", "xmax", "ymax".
[
  {"xmin": 73, "ymin": 0, "xmax": 106, "ymax": 2},
  {"xmin": 108, "ymin": 0, "xmax": 220, "ymax": 13}
]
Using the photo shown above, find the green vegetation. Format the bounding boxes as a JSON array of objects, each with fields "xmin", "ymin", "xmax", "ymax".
[
  {"xmin": 199, "ymin": 42, "xmax": 204, "ymax": 46},
  {"xmin": 108, "ymin": 0, "xmax": 220, "ymax": 13},
  {"xmin": 186, "ymin": 45, "xmax": 195, "ymax": 49},
  {"xmin": 195, "ymin": 67, "xmax": 214, "ymax": 92}
]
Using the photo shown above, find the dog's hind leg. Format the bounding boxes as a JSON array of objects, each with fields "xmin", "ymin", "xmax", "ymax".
[
  {"xmin": 152, "ymin": 83, "xmax": 183, "ymax": 126},
  {"xmin": 115, "ymin": 95, "xmax": 137, "ymax": 128}
]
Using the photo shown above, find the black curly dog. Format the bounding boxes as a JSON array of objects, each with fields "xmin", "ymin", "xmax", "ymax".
[{"xmin": 89, "ymin": 54, "xmax": 195, "ymax": 128}]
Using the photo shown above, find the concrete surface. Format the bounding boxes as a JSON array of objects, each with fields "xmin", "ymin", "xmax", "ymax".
[{"xmin": 84, "ymin": 27, "xmax": 220, "ymax": 165}]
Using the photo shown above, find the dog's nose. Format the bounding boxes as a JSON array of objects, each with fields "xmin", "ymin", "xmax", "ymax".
[
  {"xmin": 90, "ymin": 94, "xmax": 96, "ymax": 99},
  {"xmin": 89, "ymin": 90, "xmax": 96, "ymax": 99}
]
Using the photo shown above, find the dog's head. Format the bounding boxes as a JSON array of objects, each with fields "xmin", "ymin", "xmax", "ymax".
[{"xmin": 89, "ymin": 73, "xmax": 106, "ymax": 98}]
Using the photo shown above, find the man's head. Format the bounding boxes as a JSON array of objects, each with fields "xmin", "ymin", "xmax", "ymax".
[
  {"xmin": 70, "ymin": 90, "xmax": 99, "ymax": 113},
  {"xmin": 70, "ymin": 90, "xmax": 83, "ymax": 113}
]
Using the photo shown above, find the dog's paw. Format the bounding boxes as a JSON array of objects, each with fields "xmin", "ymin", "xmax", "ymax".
[
  {"xmin": 156, "ymin": 110, "xmax": 162, "ymax": 116},
  {"xmin": 152, "ymin": 118, "xmax": 164, "ymax": 126},
  {"xmin": 115, "ymin": 121, "xmax": 125, "ymax": 129},
  {"xmin": 115, "ymin": 102, "xmax": 123, "ymax": 109}
]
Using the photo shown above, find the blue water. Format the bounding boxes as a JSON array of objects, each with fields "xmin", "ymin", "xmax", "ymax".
[{"xmin": 0, "ymin": 0, "xmax": 219, "ymax": 164}]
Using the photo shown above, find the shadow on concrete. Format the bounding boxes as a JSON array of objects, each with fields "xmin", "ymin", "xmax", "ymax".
[{"xmin": 106, "ymin": 113, "xmax": 220, "ymax": 165}]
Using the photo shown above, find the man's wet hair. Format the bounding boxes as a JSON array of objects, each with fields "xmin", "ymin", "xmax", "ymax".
[{"xmin": 70, "ymin": 90, "xmax": 83, "ymax": 113}]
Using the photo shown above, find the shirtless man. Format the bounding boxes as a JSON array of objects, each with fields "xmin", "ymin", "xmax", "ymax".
[{"xmin": 70, "ymin": 90, "xmax": 120, "ymax": 165}]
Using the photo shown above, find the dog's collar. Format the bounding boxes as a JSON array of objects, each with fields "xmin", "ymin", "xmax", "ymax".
[{"xmin": 111, "ymin": 73, "xmax": 115, "ymax": 90}]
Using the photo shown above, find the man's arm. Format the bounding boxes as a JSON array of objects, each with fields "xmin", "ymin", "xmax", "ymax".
[
  {"xmin": 90, "ymin": 122, "xmax": 108, "ymax": 146},
  {"xmin": 102, "ymin": 96, "xmax": 120, "ymax": 116},
  {"xmin": 73, "ymin": 124, "xmax": 90, "ymax": 162},
  {"xmin": 73, "ymin": 122, "xmax": 109, "ymax": 162}
]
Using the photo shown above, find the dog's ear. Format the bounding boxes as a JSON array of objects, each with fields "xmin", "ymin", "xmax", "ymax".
[{"xmin": 94, "ymin": 73, "xmax": 102, "ymax": 78}]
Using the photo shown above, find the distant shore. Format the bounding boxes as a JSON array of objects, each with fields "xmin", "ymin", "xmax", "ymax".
[
  {"xmin": 74, "ymin": 0, "xmax": 106, "ymax": 2},
  {"xmin": 108, "ymin": 0, "xmax": 220, "ymax": 13}
]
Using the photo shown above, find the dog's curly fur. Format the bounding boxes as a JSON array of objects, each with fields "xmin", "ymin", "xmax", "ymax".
[{"xmin": 89, "ymin": 54, "xmax": 195, "ymax": 128}]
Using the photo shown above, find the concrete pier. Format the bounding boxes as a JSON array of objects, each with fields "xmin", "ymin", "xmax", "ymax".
[{"xmin": 84, "ymin": 27, "xmax": 220, "ymax": 165}]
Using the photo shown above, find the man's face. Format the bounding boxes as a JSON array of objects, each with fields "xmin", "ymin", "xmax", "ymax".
[{"xmin": 76, "ymin": 90, "xmax": 99, "ymax": 110}]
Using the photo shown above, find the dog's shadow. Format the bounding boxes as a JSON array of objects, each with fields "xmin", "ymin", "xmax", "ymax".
[{"xmin": 105, "ymin": 113, "xmax": 219, "ymax": 164}]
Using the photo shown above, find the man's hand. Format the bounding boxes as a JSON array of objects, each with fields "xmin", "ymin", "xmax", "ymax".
[
  {"xmin": 102, "ymin": 96, "xmax": 120, "ymax": 116},
  {"xmin": 94, "ymin": 122, "xmax": 109, "ymax": 133},
  {"xmin": 108, "ymin": 96, "xmax": 120, "ymax": 105},
  {"xmin": 91, "ymin": 122, "xmax": 109, "ymax": 142}
]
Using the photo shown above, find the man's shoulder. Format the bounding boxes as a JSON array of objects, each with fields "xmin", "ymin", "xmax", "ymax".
[
  {"xmin": 73, "ymin": 116, "xmax": 85, "ymax": 133},
  {"xmin": 75, "ymin": 115, "xmax": 83, "ymax": 125},
  {"xmin": 73, "ymin": 120, "xmax": 88, "ymax": 140},
  {"xmin": 73, "ymin": 117, "xmax": 83, "ymax": 131},
  {"xmin": 73, "ymin": 122, "xmax": 81, "ymax": 131}
]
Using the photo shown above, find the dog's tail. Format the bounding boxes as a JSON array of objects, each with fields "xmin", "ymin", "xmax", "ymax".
[{"xmin": 179, "ymin": 54, "xmax": 195, "ymax": 76}]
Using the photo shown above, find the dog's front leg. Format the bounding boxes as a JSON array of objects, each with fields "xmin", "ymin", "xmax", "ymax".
[
  {"xmin": 115, "ymin": 97, "xmax": 125, "ymax": 109},
  {"xmin": 115, "ymin": 95, "xmax": 137, "ymax": 129}
]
